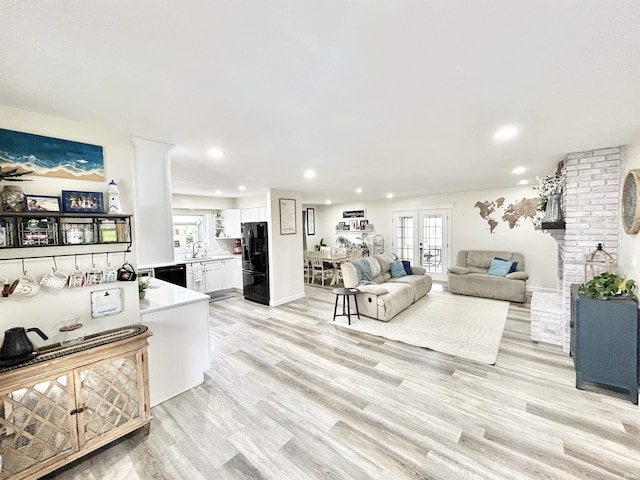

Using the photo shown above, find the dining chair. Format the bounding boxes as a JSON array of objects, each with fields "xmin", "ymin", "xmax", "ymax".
[
  {"xmin": 303, "ymin": 250, "xmax": 311, "ymax": 283},
  {"xmin": 309, "ymin": 251, "xmax": 334, "ymax": 286}
]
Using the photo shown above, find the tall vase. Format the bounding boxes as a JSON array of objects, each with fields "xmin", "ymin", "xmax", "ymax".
[{"xmin": 543, "ymin": 193, "xmax": 563, "ymax": 223}]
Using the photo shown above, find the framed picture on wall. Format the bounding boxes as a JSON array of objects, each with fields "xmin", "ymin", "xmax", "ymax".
[
  {"xmin": 349, "ymin": 220, "xmax": 358, "ymax": 230},
  {"xmin": 307, "ymin": 208, "xmax": 315, "ymax": 235},
  {"xmin": 279, "ymin": 198, "xmax": 296, "ymax": 235},
  {"xmin": 61, "ymin": 190, "xmax": 104, "ymax": 213}
]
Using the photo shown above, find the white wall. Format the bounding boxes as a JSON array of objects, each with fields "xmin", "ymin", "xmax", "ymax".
[
  {"xmin": 267, "ymin": 189, "xmax": 304, "ymax": 305},
  {"xmin": 620, "ymin": 141, "xmax": 640, "ymax": 280},
  {"xmin": 172, "ymin": 194, "xmax": 235, "ymax": 210},
  {"xmin": 236, "ymin": 194, "xmax": 267, "ymax": 209},
  {"xmin": 0, "ymin": 105, "xmax": 140, "ymax": 347},
  {"xmin": 312, "ymin": 185, "xmax": 559, "ymax": 290}
]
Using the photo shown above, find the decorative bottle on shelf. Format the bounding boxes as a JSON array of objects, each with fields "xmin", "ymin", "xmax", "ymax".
[
  {"xmin": 1, "ymin": 185, "xmax": 25, "ymax": 212},
  {"xmin": 107, "ymin": 180, "xmax": 123, "ymax": 214}
]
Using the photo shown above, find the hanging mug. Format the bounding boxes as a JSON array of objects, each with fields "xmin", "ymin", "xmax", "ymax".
[
  {"xmin": 13, "ymin": 275, "xmax": 40, "ymax": 297},
  {"xmin": 103, "ymin": 266, "xmax": 118, "ymax": 283},
  {"xmin": 40, "ymin": 270, "xmax": 69, "ymax": 290},
  {"xmin": 117, "ymin": 263, "xmax": 137, "ymax": 281},
  {"xmin": 68, "ymin": 270, "xmax": 86, "ymax": 288}
]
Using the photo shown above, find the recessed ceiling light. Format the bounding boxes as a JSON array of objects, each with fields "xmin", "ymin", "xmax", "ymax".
[
  {"xmin": 386, "ymin": 193, "xmax": 394, "ymax": 199},
  {"xmin": 518, "ymin": 179, "xmax": 529, "ymax": 185},
  {"xmin": 238, "ymin": 185, "xmax": 247, "ymax": 191},
  {"xmin": 304, "ymin": 169, "xmax": 316, "ymax": 179},
  {"xmin": 355, "ymin": 188, "xmax": 362, "ymax": 194},
  {"xmin": 512, "ymin": 166, "xmax": 526, "ymax": 175},
  {"xmin": 215, "ymin": 190, "xmax": 223, "ymax": 195},
  {"xmin": 207, "ymin": 147, "xmax": 225, "ymax": 159},
  {"xmin": 325, "ymin": 200, "xmax": 331, "ymax": 205},
  {"xmin": 494, "ymin": 125, "xmax": 518, "ymax": 142}
]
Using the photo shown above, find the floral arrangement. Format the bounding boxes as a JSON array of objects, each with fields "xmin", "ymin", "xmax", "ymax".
[{"xmin": 534, "ymin": 167, "xmax": 566, "ymax": 211}]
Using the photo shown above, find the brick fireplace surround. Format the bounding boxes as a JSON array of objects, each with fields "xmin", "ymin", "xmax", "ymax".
[{"xmin": 530, "ymin": 146, "xmax": 623, "ymax": 353}]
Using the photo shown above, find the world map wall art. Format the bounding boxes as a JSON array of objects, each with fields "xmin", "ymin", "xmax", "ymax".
[
  {"xmin": 0, "ymin": 128, "xmax": 104, "ymax": 181},
  {"xmin": 474, "ymin": 197, "xmax": 541, "ymax": 233}
]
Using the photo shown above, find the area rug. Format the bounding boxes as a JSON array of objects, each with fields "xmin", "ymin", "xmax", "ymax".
[{"xmin": 331, "ymin": 292, "xmax": 509, "ymax": 364}]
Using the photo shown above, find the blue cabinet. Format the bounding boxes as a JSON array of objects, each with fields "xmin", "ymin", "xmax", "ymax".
[{"xmin": 570, "ymin": 284, "xmax": 639, "ymax": 404}]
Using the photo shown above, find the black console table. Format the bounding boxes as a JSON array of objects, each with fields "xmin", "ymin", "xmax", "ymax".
[{"xmin": 570, "ymin": 284, "xmax": 639, "ymax": 404}]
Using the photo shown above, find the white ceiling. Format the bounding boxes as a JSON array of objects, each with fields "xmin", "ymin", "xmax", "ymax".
[{"xmin": 1, "ymin": 1, "xmax": 640, "ymax": 205}]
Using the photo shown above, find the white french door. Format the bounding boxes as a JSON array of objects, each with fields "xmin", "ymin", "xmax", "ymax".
[{"xmin": 391, "ymin": 208, "xmax": 450, "ymax": 281}]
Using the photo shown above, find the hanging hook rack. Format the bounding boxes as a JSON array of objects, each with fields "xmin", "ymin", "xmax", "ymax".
[
  {"xmin": 0, "ymin": 249, "xmax": 132, "ymax": 264},
  {"xmin": 21, "ymin": 258, "xmax": 26, "ymax": 275},
  {"xmin": 52, "ymin": 256, "xmax": 58, "ymax": 272},
  {"xmin": 106, "ymin": 252, "xmax": 111, "ymax": 267}
]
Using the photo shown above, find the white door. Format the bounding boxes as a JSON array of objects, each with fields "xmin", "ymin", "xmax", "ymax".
[{"xmin": 391, "ymin": 208, "xmax": 450, "ymax": 281}]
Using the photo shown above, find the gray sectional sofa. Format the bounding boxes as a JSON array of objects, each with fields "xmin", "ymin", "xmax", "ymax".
[
  {"xmin": 447, "ymin": 250, "xmax": 529, "ymax": 303},
  {"xmin": 341, "ymin": 252, "xmax": 433, "ymax": 321}
]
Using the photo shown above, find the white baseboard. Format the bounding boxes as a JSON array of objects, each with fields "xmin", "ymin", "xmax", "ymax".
[
  {"xmin": 526, "ymin": 286, "xmax": 559, "ymax": 294},
  {"xmin": 270, "ymin": 291, "xmax": 306, "ymax": 307}
]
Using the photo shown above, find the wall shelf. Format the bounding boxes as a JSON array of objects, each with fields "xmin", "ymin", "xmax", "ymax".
[
  {"xmin": 0, "ymin": 213, "xmax": 132, "ymax": 250},
  {"xmin": 541, "ymin": 221, "xmax": 566, "ymax": 230}
]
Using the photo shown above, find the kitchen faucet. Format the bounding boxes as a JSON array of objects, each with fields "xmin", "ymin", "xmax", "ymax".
[{"xmin": 192, "ymin": 241, "xmax": 204, "ymax": 258}]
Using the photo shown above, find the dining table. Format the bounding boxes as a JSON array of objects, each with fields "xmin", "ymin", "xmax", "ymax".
[{"xmin": 318, "ymin": 251, "xmax": 352, "ymax": 286}]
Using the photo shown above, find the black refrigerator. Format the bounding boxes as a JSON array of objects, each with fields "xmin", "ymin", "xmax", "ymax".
[{"xmin": 242, "ymin": 221, "xmax": 269, "ymax": 305}]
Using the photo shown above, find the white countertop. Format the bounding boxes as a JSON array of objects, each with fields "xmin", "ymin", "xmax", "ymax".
[
  {"xmin": 140, "ymin": 254, "xmax": 241, "ymax": 269},
  {"xmin": 139, "ymin": 278, "xmax": 209, "ymax": 314}
]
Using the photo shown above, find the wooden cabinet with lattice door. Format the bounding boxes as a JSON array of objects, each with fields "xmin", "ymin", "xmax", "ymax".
[{"xmin": 0, "ymin": 326, "xmax": 152, "ymax": 480}]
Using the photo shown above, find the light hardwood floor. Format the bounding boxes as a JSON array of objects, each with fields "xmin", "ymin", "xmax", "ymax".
[{"xmin": 48, "ymin": 285, "xmax": 640, "ymax": 480}]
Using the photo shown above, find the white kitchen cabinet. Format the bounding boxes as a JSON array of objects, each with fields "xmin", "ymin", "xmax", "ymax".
[
  {"xmin": 222, "ymin": 209, "xmax": 241, "ymax": 238},
  {"xmin": 140, "ymin": 279, "xmax": 210, "ymax": 407},
  {"xmin": 233, "ymin": 257, "xmax": 243, "ymax": 290},
  {"xmin": 204, "ymin": 260, "xmax": 222, "ymax": 293},
  {"xmin": 186, "ymin": 262, "xmax": 205, "ymax": 293},
  {"xmin": 222, "ymin": 258, "xmax": 235, "ymax": 289},
  {"xmin": 240, "ymin": 206, "xmax": 267, "ymax": 223}
]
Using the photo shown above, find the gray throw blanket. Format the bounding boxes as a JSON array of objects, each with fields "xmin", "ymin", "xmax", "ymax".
[{"xmin": 352, "ymin": 258, "xmax": 375, "ymax": 285}]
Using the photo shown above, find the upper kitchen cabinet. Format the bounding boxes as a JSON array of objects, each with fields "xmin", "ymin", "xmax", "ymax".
[
  {"xmin": 221, "ymin": 209, "xmax": 241, "ymax": 238},
  {"xmin": 240, "ymin": 206, "xmax": 267, "ymax": 224},
  {"xmin": 132, "ymin": 137, "xmax": 174, "ymax": 265}
]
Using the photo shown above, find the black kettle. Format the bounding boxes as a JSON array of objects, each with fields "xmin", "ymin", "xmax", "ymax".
[{"xmin": 0, "ymin": 327, "xmax": 49, "ymax": 360}]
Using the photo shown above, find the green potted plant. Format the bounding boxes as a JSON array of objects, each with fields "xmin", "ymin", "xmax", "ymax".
[
  {"xmin": 138, "ymin": 277, "xmax": 153, "ymax": 300},
  {"xmin": 578, "ymin": 272, "xmax": 637, "ymax": 301},
  {"xmin": 336, "ymin": 236, "xmax": 349, "ymax": 247},
  {"xmin": 315, "ymin": 238, "xmax": 327, "ymax": 251}
]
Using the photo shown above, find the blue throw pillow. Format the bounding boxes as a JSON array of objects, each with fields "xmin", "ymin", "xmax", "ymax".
[
  {"xmin": 495, "ymin": 256, "xmax": 518, "ymax": 273},
  {"xmin": 488, "ymin": 258, "xmax": 513, "ymax": 277},
  {"xmin": 401, "ymin": 260, "xmax": 412, "ymax": 275},
  {"xmin": 390, "ymin": 260, "xmax": 407, "ymax": 278}
]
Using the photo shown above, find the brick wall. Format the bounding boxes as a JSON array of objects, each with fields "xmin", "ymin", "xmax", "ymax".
[{"xmin": 530, "ymin": 146, "xmax": 623, "ymax": 352}]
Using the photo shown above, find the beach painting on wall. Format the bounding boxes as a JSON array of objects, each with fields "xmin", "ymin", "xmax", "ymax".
[{"xmin": 0, "ymin": 128, "xmax": 104, "ymax": 181}]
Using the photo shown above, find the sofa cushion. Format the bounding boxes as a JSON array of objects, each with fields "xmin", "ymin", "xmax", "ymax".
[
  {"xmin": 488, "ymin": 258, "xmax": 513, "ymax": 276},
  {"xmin": 357, "ymin": 284, "xmax": 389, "ymax": 295},
  {"xmin": 388, "ymin": 274, "xmax": 433, "ymax": 302},
  {"xmin": 466, "ymin": 250, "xmax": 514, "ymax": 269},
  {"xmin": 368, "ymin": 256, "xmax": 383, "ymax": 279},
  {"xmin": 390, "ymin": 260, "xmax": 407, "ymax": 278},
  {"xmin": 449, "ymin": 266, "xmax": 469, "ymax": 275},
  {"xmin": 506, "ymin": 271, "xmax": 529, "ymax": 280},
  {"xmin": 401, "ymin": 260, "xmax": 412, "ymax": 275},
  {"xmin": 351, "ymin": 258, "xmax": 375, "ymax": 285},
  {"xmin": 496, "ymin": 257, "xmax": 518, "ymax": 273}
]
